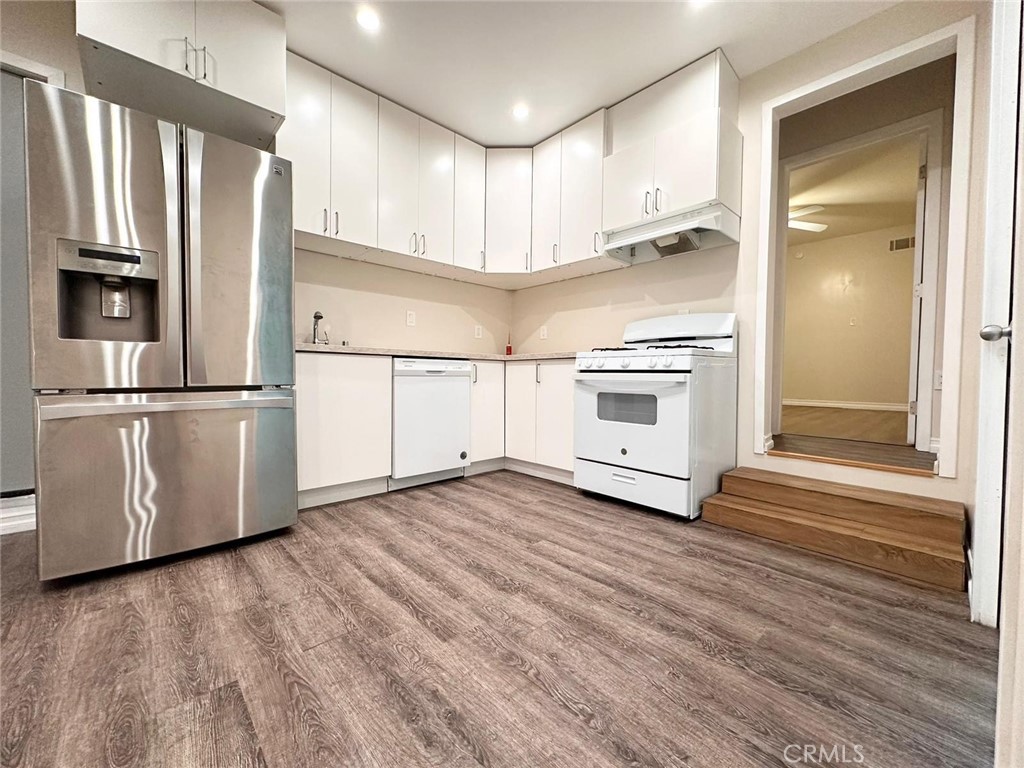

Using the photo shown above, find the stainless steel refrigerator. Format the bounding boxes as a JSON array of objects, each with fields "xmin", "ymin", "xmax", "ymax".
[{"xmin": 25, "ymin": 80, "xmax": 297, "ymax": 580}]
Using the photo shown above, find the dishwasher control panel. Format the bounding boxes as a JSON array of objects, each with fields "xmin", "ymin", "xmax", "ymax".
[{"xmin": 393, "ymin": 358, "xmax": 472, "ymax": 375}]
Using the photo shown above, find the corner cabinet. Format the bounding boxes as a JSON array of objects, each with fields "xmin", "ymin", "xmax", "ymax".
[
  {"xmin": 470, "ymin": 361, "xmax": 505, "ymax": 461},
  {"xmin": 504, "ymin": 359, "xmax": 575, "ymax": 471},
  {"xmin": 76, "ymin": 0, "xmax": 286, "ymax": 149},
  {"xmin": 485, "ymin": 149, "xmax": 533, "ymax": 274},
  {"xmin": 296, "ymin": 353, "xmax": 392, "ymax": 491},
  {"xmin": 454, "ymin": 136, "xmax": 486, "ymax": 272}
]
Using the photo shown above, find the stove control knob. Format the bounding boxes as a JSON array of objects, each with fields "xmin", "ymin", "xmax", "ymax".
[
  {"xmin": 620, "ymin": 357, "xmax": 631, "ymax": 368},
  {"xmin": 648, "ymin": 357, "xmax": 658, "ymax": 368},
  {"xmin": 582, "ymin": 358, "xmax": 593, "ymax": 368},
  {"xmin": 596, "ymin": 358, "xmax": 605, "ymax": 368},
  {"xmin": 662, "ymin": 356, "xmax": 673, "ymax": 368}
]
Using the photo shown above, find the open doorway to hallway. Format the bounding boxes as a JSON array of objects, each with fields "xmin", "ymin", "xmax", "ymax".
[{"xmin": 770, "ymin": 57, "xmax": 954, "ymax": 475}]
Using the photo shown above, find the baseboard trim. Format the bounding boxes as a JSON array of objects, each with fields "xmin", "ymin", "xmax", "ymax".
[
  {"xmin": 1, "ymin": 494, "xmax": 36, "ymax": 535},
  {"xmin": 298, "ymin": 478, "xmax": 389, "ymax": 510},
  {"xmin": 782, "ymin": 399, "xmax": 909, "ymax": 412},
  {"xmin": 503, "ymin": 459, "xmax": 574, "ymax": 486},
  {"xmin": 464, "ymin": 458, "xmax": 506, "ymax": 477},
  {"xmin": 930, "ymin": 438, "xmax": 941, "ymax": 453},
  {"xmin": 388, "ymin": 468, "xmax": 464, "ymax": 492}
]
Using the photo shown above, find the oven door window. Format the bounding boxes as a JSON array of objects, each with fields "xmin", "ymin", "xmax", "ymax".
[{"xmin": 596, "ymin": 392, "xmax": 657, "ymax": 426}]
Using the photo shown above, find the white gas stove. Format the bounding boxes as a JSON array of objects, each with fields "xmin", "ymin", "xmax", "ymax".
[{"xmin": 573, "ymin": 313, "xmax": 737, "ymax": 519}]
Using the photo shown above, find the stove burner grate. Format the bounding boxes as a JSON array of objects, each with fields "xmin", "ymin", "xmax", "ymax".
[
  {"xmin": 591, "ymin": 347, "xmax": 631, "ymax": 352},
  {"xmin": 646, "ymin": 344, "xmax": 714, "ymax": 350}
]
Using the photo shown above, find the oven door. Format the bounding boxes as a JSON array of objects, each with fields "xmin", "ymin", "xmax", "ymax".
[{"xmin": 574, "ymin": 372, "xmax": 691, "ymax": 479}]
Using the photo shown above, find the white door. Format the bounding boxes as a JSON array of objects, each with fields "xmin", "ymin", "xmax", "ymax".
[
  {"xmin": 535, "ymin": 360, "xmax": 575, "ymax": 470},
  {"xmin": 417, "ymin": 118, "xmax": 455, "ymax": 264},
  {"xmin": 471, "ymin": 361, "xmax": 505, "ymax": 462},
  {"xmin": 907, "ymin": 133, "xmax": 930, "ymax": 444},
  {"xmin": 560, "ymin": 110, "xmax": 606, "ymax": 264},
  {"xmin": 378, "ymin": 99, "xmax": 420, "ymax": 256},
  {"xmin": 531, "ymin": 133, "xmax": 562, "ymax": 272},
  {"xmin": 194, "ymin": 0, "xmax": 286, "ymax": 115},
  {"xmin": 295, "ymin": 354, "xmax": 392, "ymax": 490},
  {"xmin": 652, "ymin": 110, "xmax": 719, "ymax": 220},
  {"xmin": 276, "ymin": 53, "xmax": 331, "ymax": 237},
  {"xmin": 504, "ymin": 361, "xmax": 537, "ymax": 462},
  {"xmin": 76, "ymin": 0, "xmax": 196, "ymax": 80},
  {"xmin": 485, "ymin": 149, "xmax": 532, "ymax": 273},
  {"xmin": 602, "ymin": 139, "xmax": 653, "ymax": 232},
  {"xmin": 330, "ymin": 75, "xmax": 378, "ymax": 247},
  {"xmin": 454, "ymin": 136, "xmax": 486, "ymax": 272}
]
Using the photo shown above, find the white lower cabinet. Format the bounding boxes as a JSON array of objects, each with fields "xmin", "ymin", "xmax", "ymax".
[
  {"xmin": 296, "ymin": 353, "xmax": 392, "ymax": 491},
  {"xmin": 470, "ymin": 361, "xmax": 505, "ymax": 462},
  {"xmin": 504, "ymin": 359, "xmax": 574, "ymax": 470}
]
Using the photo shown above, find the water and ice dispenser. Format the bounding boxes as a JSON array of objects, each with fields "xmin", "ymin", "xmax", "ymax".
[{"xmin": 56, "ymin": 239, "xmax": 160, "ymax": 343}]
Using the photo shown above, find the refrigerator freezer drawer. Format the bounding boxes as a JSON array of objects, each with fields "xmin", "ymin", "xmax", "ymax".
[{"xmin": 34, "ymin": 390, "xmax": 297, "ymax": 580}]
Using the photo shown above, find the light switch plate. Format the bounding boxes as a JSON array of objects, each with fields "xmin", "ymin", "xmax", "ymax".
[
  {"xmin": 474, "ymin": 325, "xmax": 482, "ymax": 339},
  {"xmin": 540, "ymin": 325, "xmax": 548, "ymax": 340},
  {"xmin": 406, "ymin": 310, "xmax": 416, "ymax": 327}
]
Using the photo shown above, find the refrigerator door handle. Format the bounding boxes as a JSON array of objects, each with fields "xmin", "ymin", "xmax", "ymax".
[
  {"xmin": 158, "ymin": 121, "xmax": 184, "ymax": 385},
  {"xmin": 185, "ymin": 129, "xmax": 208, "ymax": 385},
  {"xmin": 38, "ymin": 395, "xmax": 294, "ymax": 421}
]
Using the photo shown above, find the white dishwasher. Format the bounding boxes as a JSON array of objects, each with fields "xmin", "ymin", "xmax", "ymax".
[{"xmin": 391, "ymin": 358, "xmax": 472, "ymax": 481}]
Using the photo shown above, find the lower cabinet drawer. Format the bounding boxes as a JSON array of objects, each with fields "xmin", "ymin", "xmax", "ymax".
[{"xmin": 574, "ymin": 459, "xmax": 695, "ymax": 519}]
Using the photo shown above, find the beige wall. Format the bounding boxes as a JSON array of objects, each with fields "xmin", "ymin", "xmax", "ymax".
[
  {"xmin": 294, "ymin": 250, "xmax": 511, "ymax": 354},
  {"xmin": 0, "ymin": 1, "xmax": 83, "ymax": 92},
  {"xmin": 782, "ymin": 225, "xmax": 915, "ymax": 406}
]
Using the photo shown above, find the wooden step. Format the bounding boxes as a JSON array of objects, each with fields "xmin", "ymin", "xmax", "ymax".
[
  {"xmin": 721, "ymin": 467, "xmax": 965, "ymax": 547},
  {"xmin": 702, "ymin": 494, "xmax": 965, "ymax": 590}
]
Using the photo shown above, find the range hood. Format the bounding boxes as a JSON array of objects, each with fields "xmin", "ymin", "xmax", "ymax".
[{"xmin": 603, "ymin": 203, "xmax": 740, "ymax": 266}]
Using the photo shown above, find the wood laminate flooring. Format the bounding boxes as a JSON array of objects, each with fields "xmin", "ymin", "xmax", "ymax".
[
  {"xmin": 781, "ymin": 406, "xmax": 909, "ymax": 445},
  {"xmin": 0, "ymin": 471, "xmax": 998, "ymax": 768},
  {"xmin": 770, "ymin": 433, "xmax": 938, "ymax": 475}
]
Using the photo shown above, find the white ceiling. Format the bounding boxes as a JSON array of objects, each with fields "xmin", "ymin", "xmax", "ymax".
[
  {"xmin": 788, "ymin": 133, "xmax": 920, "ymax": 246},
  {"xmin": 259, "ymin": 1, "xmax": 897, "ymax": 146}
]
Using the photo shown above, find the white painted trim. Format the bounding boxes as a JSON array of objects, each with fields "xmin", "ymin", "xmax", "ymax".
[
  {"xmin": 298, "ymin": 478, "xmax": 388, "ymax": 510},
  {"xmin": 464, "ymin": 458, "xmax": 506, "ymax": 477},
  {"xmin": 0, "ymin": 495, "xmax": 36, "ymax": 535},
  {"xmin": 0, "ymin": 50, "xmax": 65, "ymax": 86},
  {"xmin": 754, "ymin": 17, "xmax": 975, "ymax": 485},
  {"xmin": 503, "ymin": 458, "xmax": 574, "ymax": 487},
  {"xmin": 782, "ymin": 399, "xmax": 909, "ymax": 412},
  {"xmin": 930, "ymin": 438, "xmax": 941, "ymax": 454}
]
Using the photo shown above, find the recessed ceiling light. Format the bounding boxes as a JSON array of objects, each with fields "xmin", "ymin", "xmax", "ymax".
[
  {"xmin": 512, "ymin": 102, "xmax": 530, "ymax": 121},
  {"xmin": 356, "ymin": 6, "xmax": 381, "ymax": 33}
]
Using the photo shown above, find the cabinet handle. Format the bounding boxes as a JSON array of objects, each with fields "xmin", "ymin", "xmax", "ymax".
[
  {"xmin": 525, "ymin": 251, "xmax": 530, "ymax": 271},
  {"xmin": 412, "ymin": 232, "xmax": 418, "ymax": 254},
  {"xmin": 471, "ymin": 363, "xmax": 477, "ymax": 384},
  {"xmin": 322, "ymin": 208, "xmax": 328, "ymax": 234},
  {"xmin": 654, "ymin": 187, "xmax": 662, "ymax": 214},
  {"xmin": 420, "ymin": 234, "xmax": 426, "ymax": 255},
  {"xmin": 334, "ymin": 211, "xmax": 339, "ymax": 236},
  {"xmin": 480, "ymin": 250, "xmax": 485, "ymax": 271},
  {"xmin": 593, "ymin": 231, "xmax": 601, "ymax": 254},
  {"xmin": 644, "ymin": 190, "xmax": 651, "ymax": 217},
  {"xmin": 201, "ymin": 46, "xmax": 209, "ymax": 82},
  {"xmin": 552, "ymin": 243, "xmax": 557, "ymax": 264},
  {"xmin": 536, "ymin": 365, "xmax": 541, "ymax": 384},
  {"xmin": 184, "ymin": 37, "xmax": 193, "ymax": 75}
]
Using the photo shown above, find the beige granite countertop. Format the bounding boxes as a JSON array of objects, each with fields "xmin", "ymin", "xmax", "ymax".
[{"xmin": 295, "ymin": 342, "xmax": 576, "ymax": 361}]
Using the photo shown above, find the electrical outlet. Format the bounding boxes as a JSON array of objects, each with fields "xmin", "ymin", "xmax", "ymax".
[
  {"xmin": 540, "ymin": 325, "xmax": 548, "ymax": 340},
  {"xmin": 849, "ymin": 317, "xmax": 857, "ymax": 326},
  {"xmin": 474, "ymin": 325, "xmax": 482, "ymax": 339},
  {"xmin": 406, "ymin": 310, "xmax": 416, "ymax": 327},
  {"xmin": 934, "ymin": 370, "xmax": 943, "ymax": 390}
]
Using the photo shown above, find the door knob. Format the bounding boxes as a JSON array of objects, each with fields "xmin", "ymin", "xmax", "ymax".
[{"xmin": 980, "ymin": 324, "xmax": 1012, "ymax": 342}]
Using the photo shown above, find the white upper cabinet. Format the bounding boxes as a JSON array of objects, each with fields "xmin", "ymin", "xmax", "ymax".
[
  {"xmin": 378, "ymin": 99, "xmax": 421, "ymax": 256},
  {"xmin": 454, "ymin": 136, "xmax": 486, "ymax": 272},
  {"xmin": 417, "ymin": 119, "xmax": 456, "ymax": 265},
  {"xmin": 76, "ymin": 0, "xmax": 286, "ymax": 148},
  {"xmin": 330, "ymin": 75, "xmax": 379, "ymax": 248},
  {"xmin": 603, "ymin": 140, "xmax": 655, "ymax": 232},
  {"xmin": 559, "ymin": 110, "xmax": 606, "ymax": 265},
  {"xmin": 485, "ymin": 149, "xmax": 533, "ymax": 274},
  {"xmin": 193, "ymin": 0, "xmax": 286, "ymax": 115},
  {"xmin": 653, "ymin": 112, "xmax": 721, "ymax": 221},
  {"xmin": 277, "ymin": 53, "xmax": 331, "ymax": 237},
  {"xmin": 531, "ymin": 133, "xmax": 562, "ymax": 272}
]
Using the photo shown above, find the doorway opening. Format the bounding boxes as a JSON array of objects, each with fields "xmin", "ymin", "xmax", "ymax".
[{"xmin": 767, "ymin": 57, "xmax": 954, "ymax": 475}]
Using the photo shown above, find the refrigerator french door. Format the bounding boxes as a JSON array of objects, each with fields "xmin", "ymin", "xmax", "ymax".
[{"xmin": 25, "ymin": 80, "xmax": 297, "ymax": 580}]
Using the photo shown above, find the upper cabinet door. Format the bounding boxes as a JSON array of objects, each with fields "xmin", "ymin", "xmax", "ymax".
[
  {"xmin": 276, "ymin": 53, "xmax": 331, "ymax": 237},
  {"xmin": 652, "ymin": 110, "xmax": 720, "ymax": 220},
  {"xmin": 485, "ymin": 149, "xmax": 532, "ymax": 274},
  {"xmin": 194, "ymin": 0, "xmax": 286, "ymax": 115},
  {"xmin": 77, "ymin": 0, "xmax": 196, "ymax": 79},
  {"xmin": 531, "ymin": 133, "xmax": 561, "ymax": 272},
  {"xmin": 560, "ymin": 110, "xmax": 606, "ymax": 264},
  {"xmin": 417, "ymin": 118, "xmax": 455, "ymax": 264},
  {"xmin": 378, "ymin": 99, "xmax": 420, "ymax": 256},
  {"xmin": 602, "ymin": 139, "xmax": 654, "ymax": 233},
  {"xmin": 330, "ymin": 75, "xmax": 378, "ymax": 248},
  {"xmin": 453, "ymin": 135, "xmax": 486, "ymax": 272}
]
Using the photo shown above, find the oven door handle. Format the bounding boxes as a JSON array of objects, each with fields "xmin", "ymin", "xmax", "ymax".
[
  {"xmin": 574, "ymin": 378, "xmax": 689, "ymax": 393},
  {"xmin": 574, "ymin": 374, "xmax": 689, "ymax": 388}
]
